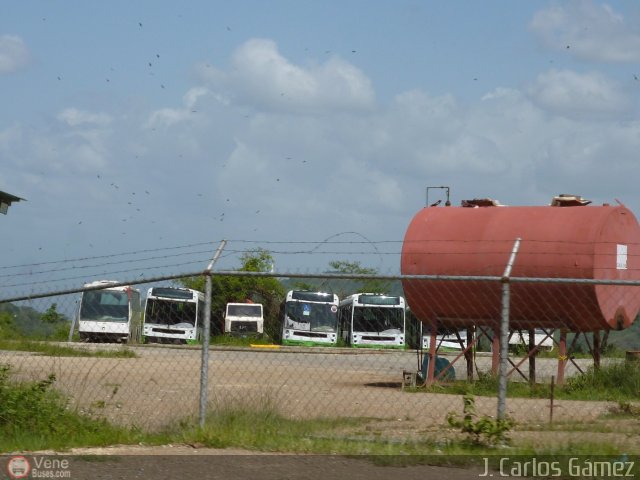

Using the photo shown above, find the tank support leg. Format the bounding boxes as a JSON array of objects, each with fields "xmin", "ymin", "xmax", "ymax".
[
  {"xmin": 425, "ymin": 322, "xmax": 437, "ymax": 386},
  {"xmin": 528, "ymin": 328, "xmax": 536, "ymax": 385},
  {"xmin": 557, "ymin": 330, "xmax": 567, "ymax": 386},
  {"xmin": 593, "ymin": 330, "xmax": 601, "ymax": 369},
  {"xmin": 466, "ymin": 327, "xmax": 474, "ymax": 381}
]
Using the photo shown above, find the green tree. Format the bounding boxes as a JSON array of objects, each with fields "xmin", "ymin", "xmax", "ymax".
[
  {"xmin": 180, "ymin": 249, "xmax": 285, "ymax": 340},
  {"xmin": 327, "ymin": 260, "xmax": 390, "ymax": 297},
  {"xmin": 289, "ymin": 280, "xmax": 317, "ymax": 291},
  {"xmin": 0, "ymin": 311, "xmax": 17, "ymax": 339},
  {"xmin": 41, "ymin": 304, "xmax": 65, "ymax": 324}
]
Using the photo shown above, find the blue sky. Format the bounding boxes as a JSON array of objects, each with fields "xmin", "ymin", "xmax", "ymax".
[{"xmin": 2, "ymin": 0, "xmax": 640, "ymax": 294}]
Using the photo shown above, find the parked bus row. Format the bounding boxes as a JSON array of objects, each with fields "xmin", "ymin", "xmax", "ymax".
[
  {"xmin": 76, "ymin": 282, "xmax": 408, "ymax": 349},
  {"xmin": 281, "ymin": 290, "xmax": 406, "ymax": 349},
  {"xmin": 75, "ymin": 281, "xmax": 458, "ymax": 350},
  {"xmin": 282, "ymin": 291, "xmax": 555, "ymax": 351},
  {"xmin": 77, "ymin": 281, "xmax": 204, "ymax": 344},
  {"xmin": 77, "ymin": 282, "xmax": 551, "ymax": 351}
]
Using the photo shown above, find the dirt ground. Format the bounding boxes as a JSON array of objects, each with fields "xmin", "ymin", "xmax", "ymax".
[
  {"xmin": 2, "ymin": 343, "xmax": 638, "ymax": 479},
  {"xmin": 1, "ymin": 344, "xmax": 609, "ymax": 431}
]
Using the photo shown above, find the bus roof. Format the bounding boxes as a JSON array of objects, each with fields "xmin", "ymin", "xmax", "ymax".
[
  {"xmin": 148, "ymin": 287, "xmax": 202, "ymax": 300},
  {"xmin": 82, "ymin": 280, "xmax": 134, "ymax": 291},
  {"xmin": 341, "ymin": 293, "xmax": 404, "ymax": 306},
  {"xmin": 289, "ymin": 290, "xmax": 338, "ymax": 302}
]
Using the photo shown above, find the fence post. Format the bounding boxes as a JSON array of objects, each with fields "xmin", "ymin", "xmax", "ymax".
[
  {"xmin": 68, "ymin": 300, "xmax": 79, "ymax": 342},
  {"xmin": 498, "ymin": 238, "xmax": 521, "ymax": 421},
  {"xmin": 199, "ymin": 240, "xmax": 227, "ymax": 428}
]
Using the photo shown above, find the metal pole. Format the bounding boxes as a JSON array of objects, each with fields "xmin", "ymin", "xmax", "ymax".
[
  {"xmin": 68, "ymin": 300, "xmax": 79, "ymax": 342},
  {"xmin": 199, "ymin": 240, "xmax": 227, "ymax": 428},
  {"xmin": 549, "ymin": 375, "xmax": 555, "ymax": 425},
  {"xmin": 498, "ymin": 238, "xmax": 521, "ymax": 421}
]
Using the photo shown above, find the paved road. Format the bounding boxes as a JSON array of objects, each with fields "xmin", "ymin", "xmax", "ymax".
[{"xmin": 3, "ymin": 449, "xmax": 490, "ymax": 480}]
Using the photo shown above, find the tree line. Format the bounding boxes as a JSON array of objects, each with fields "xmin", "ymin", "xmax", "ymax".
[
  {"xmin": 0, "ymin": 249, "xmax": 395, "ymax": 343},
  {"xmin": 179, "ymin": 249, "xmax": 395, "ymax": 340}
]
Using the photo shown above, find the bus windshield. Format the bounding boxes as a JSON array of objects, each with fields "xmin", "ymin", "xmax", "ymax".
[
  {"xmin": 284, "ymin": 302, "xmax": 337, "ymax": 332},
  {"xmin": 80, "ymin": 290, "xmax": 129, "ymax": 322},
  {"xmin": 352, "ymin": 307, "xmax": 404, "ymax": 334},
  {"xmin": 145, "ymin": 299, "xmax": 197, "ymax": 327},
  {"xmin": 227, "ymin": 304, "xmax": 262, "ymax": 317}
]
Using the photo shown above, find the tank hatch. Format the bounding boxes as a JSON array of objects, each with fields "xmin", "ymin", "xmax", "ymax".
[
  {"xmin": 461, "ymin": 198, "xmax": 502, "ymax": 207},
  {"xmin": 551, "ymin": 194, "xmax": 592, "ymax": 207}
]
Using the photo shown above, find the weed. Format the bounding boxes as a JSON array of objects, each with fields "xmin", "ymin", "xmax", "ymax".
[
  {"xmin": 0, "ymin": 364, "xmax": 144, "ymax": 451},
  {"xmin": 0, "ymin": 339, "xmax": 137, "ymax": 358},
  {"xmin": 420, "ymin": 360, "xmax": 640, "ymax": 402},
  {"xmin": 209, "ymin": 335, "xmax": 272, "ymax": 347},
  {"xmin": 608, "ymin": 401, "xmax": 640, "ymax": 417},
  {"xmin": 447, "ymin": 394, "xmax": 515, "ymax": 446},
  {"xmin": 563, "ymin": 361, "xmax": 640, "ymax": 401}
]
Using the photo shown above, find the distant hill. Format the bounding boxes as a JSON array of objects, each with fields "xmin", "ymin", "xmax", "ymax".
[
  {"xmin": 0, "ymin": 302, "xmax": 70, "ymax": 339},
  {"xmin": 600, "ymin": 318, "xmax": 640, "ymax": 351}
]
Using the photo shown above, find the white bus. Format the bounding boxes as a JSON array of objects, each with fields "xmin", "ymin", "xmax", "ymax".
[
  {"xmin": 143, "ymin": 287, "xmax": 205, "ymax": 344},
  {"xmin": 508, "ymin": 328, "xmax": 555, "ymax": 351},
  {"xmin": 423, "ymin": 329, "xmax": 468, "ymax": 351},
  {"xmin": 281, "ymin": 290, "xmax": 339, "ymax": 346},
  {"xmin": 224, "ymin": 302, "xmax": 264, "ymax": 336},
  {"xmin": 338, "ymin": 293, "xmax": 406, "ymax": 349},
  {"xmin": 78, "ymin": 280, "xmax": 142, "ymax": 343}
]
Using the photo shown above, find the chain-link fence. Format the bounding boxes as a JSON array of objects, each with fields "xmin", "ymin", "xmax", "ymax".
[{"xmin": 1, "ymin": 264, "xmax": 639, "ymax": 451}]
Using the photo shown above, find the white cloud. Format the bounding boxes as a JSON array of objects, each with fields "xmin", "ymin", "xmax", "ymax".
[
  {"xmin": 530, "ymin": 0, "xmax": 640, "ymax": 62},
  {"xmin": 204, "ymin": 71, "xmax": 639, "ymax": 227},
  {"xmin": 371, "ymin": 90, "xmax": 511, "ymax": 177},
  {"xmin": 0, "ymin": 112, "xmax": 113, "ymax": 179},
  {"xmin": 5, "ymin": 33, "xmax": 640, "ymax": 272},
  {"xmin": 57, "ymin": 108, "xmax": 112, "ymax": 127},
  {"xmin": 198, "ymin": 38, "xmax": 375, "ymax": 113},
  {"xmin": 184, "ymin": 87, "xmax": 208, "ymax": 109},
  {"xmin": 0, "ymin": 35, "xmax": 30, "ymax": 74},
  {"xmin": 526, "ymin": 69, "xmax": 629, "ymax": 119},
  {"xmin": 146, "ymin": 107, "xmax": 191, "ymax": 128},
  {"xmin": 145, "ymin": 87, "xmax": 210, "ymax": 128}
]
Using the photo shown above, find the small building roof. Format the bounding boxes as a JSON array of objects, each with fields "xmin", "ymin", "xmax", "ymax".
[{"xmin": 0, "ymin": 190, "xmax": 26, "ymax": 215}]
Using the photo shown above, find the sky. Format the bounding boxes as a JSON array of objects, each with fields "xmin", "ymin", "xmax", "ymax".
[{"xmin": 2, "ymin": 0, "xmax": 640, "ymax": 297}]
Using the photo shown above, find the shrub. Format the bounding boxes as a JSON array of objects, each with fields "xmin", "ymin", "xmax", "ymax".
[
  {"xmin": 563, "ymin": 361, "xmax": 640, "ymax": 400},
  {"xmin": 447, "ymin": 394, "xmax": 514, "ymax": 446}
]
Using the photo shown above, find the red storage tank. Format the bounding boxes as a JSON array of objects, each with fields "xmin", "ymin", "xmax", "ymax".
[{"xmin": 401, "ymin": 200, "xmax": 640, "ymax": 332}]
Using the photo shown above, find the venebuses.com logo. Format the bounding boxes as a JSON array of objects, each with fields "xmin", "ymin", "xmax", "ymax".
[
  {"xmin": 5, "ymin": 455, "xmax": 71, "ymax": 479},
  {"xmin": 6, "ymin": 456, "xmax": 30, "ymax": 479}
]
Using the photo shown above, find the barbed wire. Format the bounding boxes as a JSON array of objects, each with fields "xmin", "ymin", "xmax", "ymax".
[
  {"xmin": 2, "ymin": 269, "xmax": 640, "ymax": 305},
  {"xmin": 3, "ymin": 240, "xmax": 637, "ymax": 273},
  {"xmin": 0, "ymin": 241, "xmax": 219, "ymax": 270},
  {"xmin": 2, "ymin": 249, "xmax": 638, "ymax": 287},
  {"xmin": 2, "ymin": 234, "xmax": 639, "ymax": 300},
  {"xmin": 0, "ymin": 260, "xmax": 207, "ymax": 290},
  {"xmin": 0, "ymin": 248, "xmax": 216, "ymax": 279}
]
